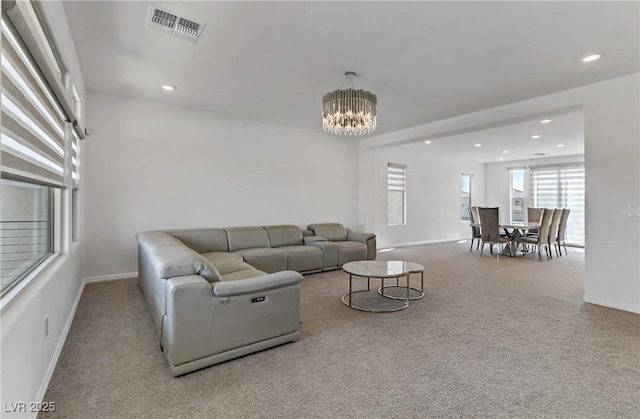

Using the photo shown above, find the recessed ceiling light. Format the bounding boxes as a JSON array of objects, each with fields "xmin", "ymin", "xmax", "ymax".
[
  {"xmin": 474, "ymin": 143, "xmax": 482, "ymax": 147},
  {"xmin": 557, "ymin": 144, "xmax": 565, "ymax": 147},
  {"xmin": 161, "ymin": 85, "xmax": 175, "ymax": 91},
  {"xmin": 540, "ymin": 119, "xmax": 552, "ymax": 124},
  {"xmin": 424, "ymin": 140, "xmax": 432, "ymax": 144},
  {"xmin": 531, "ymin": 134, "xmax": 542, "ymax": 139},
  {"xmin": 581, "ymin": 53, "xmax": 601, "ymax": 63},
  {"xmin": 498, "ymin": 157, "xmax": 505, "ymax": 160},
  {"xmin": 502, "ymin": 150, "xmax": 509, "ymax": 154}
]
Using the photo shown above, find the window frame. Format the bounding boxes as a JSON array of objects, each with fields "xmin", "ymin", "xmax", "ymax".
[
  {"xmin": 510, "ymin": 167, "xmax": 525, "ymax": 223},
  {"xmin": 0, "ymin": 178, "xmax": 55, "ymax": 295},
  {"xmin": 387, "ymin": 163, "xmax": 407, "ymax": 226},
  {"xmin": 461, "ymin": 173, "xmax": 472, "ymax": 221},
  {"xmin": 0, "ymin": 9, "xmax": 74, "ymax": 299}
]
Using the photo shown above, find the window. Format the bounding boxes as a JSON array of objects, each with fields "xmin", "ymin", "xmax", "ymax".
[
  {"xmin": 0, "ymin": 179, "xmax": 53, "ymax": 293},
  {"xmin": 387, "ymin": 163, "xmax": 406, "ymax": 225},
  {"xmin": 1, "ymin": 12, "xmax": 70, "ymax": 295},
  {"xmin": 461, "ymin": 173, "xmax": 472, "ymax": 221},
  {"xmin": 530, "ymin": 164, "xmax": 585, "ymax": 245},
  {"xmin": 510, "ymin": 168, "xmax": 525, "ymax": 222}
]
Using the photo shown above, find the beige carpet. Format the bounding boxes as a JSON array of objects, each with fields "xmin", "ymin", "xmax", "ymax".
[{"xmin": 42, "ymin": 241, "xmax": 639, "ymax": 418}]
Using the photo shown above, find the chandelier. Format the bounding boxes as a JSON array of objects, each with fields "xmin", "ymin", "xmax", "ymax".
[{"xmin": 322, "ymin": 72, "xmax": 377, "ymax": 136}]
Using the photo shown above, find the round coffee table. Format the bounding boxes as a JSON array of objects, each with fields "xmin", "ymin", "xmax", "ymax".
[{"xmin": 342, "ymin": 260, "xmax": 422, "ymax": 313}]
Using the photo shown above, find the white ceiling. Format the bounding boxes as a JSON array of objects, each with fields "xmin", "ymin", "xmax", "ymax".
[
  {"xmin": 400, "ymin": 110, "xmax": 584, "ymax": 163},
  {"xmin": 63, "ymin": 1, "xmax": 638, "ymax": 160}
]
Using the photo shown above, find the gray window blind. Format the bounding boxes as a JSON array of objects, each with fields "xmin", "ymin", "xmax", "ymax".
[
  {"xmin": 1, "ymin": 13, "xmax": 66, "ymax": 187},
  {"xmin": 530, "ymin": 164, "xmax": 585, "ymax": 245}
]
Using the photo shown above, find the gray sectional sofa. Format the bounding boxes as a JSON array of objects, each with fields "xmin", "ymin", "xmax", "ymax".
[{"xmin": 136, "ymin": 223, "xmax": 375, "ymax": 376}]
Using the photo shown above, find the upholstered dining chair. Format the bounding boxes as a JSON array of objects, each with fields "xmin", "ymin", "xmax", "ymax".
[
  {"xmin": 556, "ymin": 208, "xmax": 571, "ymax": 256},
  {"xmin": 477, "ymin": 207, "xmax": 511, "ymax": 260},
  {"xmin": 525, "ymin": 207, "xmax": 545, "ymax": 238},
  {"xmin": 469, "ymin": 207, "xmax": 481, "ymax": 252},
  {"xmin": 514, "ymin": 208, "xmax": 553, "ymax": 261},
  {"xmin": 547, "ymin": 209, "xmax": 563, "ymax": 258}
]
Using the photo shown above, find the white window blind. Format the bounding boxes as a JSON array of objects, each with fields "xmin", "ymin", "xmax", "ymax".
[
  {"xmin": 72, "ymin": 128, "xmax": 79, "ymax": 187},
  {"xmin": 387, "ymin": 163, "xmax": 406, "ymax": 225},
  {"xmin": 1, "ymin": 13, "xmax": 66, "ymax": 187},
  {"xmin": 530, "ymin": 164, "xmax": 585, "ymax": 245}
]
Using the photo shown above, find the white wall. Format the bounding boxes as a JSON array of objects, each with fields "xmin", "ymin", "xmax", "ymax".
[
  {"xmin": 582, "ymin": 76, "xmax": 640, "ymax": 313},
  {"xmin": 359, "ymin": 145, "xmax": 485, "ymax": 249},
  {"xmin": 0, "ymin": 247, "xmax": 84, "ymax": 419},
  {"xmin": 484, "ymin": 154, "xmax": 585, "ymax": 213},
  {"xmin": 84, "ymin": 91, "xmax": 360, "ymax": 279}
]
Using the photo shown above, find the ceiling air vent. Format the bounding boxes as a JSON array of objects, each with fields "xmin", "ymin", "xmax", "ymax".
[
  {"xmin": 534, "ymin": 153, "xmax": 547, "ymax": 156},
  {"xmin": 146, "ymin": 5, "xmax": 205, "ymax": 43}
]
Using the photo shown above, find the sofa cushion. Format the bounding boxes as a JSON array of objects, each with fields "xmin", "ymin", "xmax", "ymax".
[
  {"xmin": 234, "ymin": 248, "xmax": 287, "ymax": 274},
  {"xmin": 225, "ymin": 227, "xmax": 270, "ymax": 252},
  {"xmin": 263, "ymin": 225, "xmax": 304, "ymax": 247},
  {"xmin": 335, "ymin": 241, "xmax": 367, "ymax": 266},
  {"xmin": 148, "ymin": 245, "xmax": 222, "ymax": 282},
  {"xmin": 210, "ymin": 258, "xmax": 254, "ymax": 276},
  {"xmin": 221, "ymin": 269, "xmax": 269, "ymax": 281},
  {"xmin": 200, "ymin": 251, "xmax": 244, "ymax": 262},
  {"xmin": 279, "ymin": 245, "xmax": 323, "ymax": 273},
  {"xmin": 168, "ymin": 229, "xmax": 229, "ymax": 253},
  {"xmin": 307, "ymin": 223, "xmax": 348, "ymax": 242}
]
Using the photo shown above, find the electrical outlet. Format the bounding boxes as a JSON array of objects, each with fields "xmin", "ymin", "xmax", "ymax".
[
  {"xmin": 629, "ymin": 205, "xmax": 640, "ymax": 217},
  {"xmin": 44, "ymin": 316, "xmax": 49, "ymax": 338}
]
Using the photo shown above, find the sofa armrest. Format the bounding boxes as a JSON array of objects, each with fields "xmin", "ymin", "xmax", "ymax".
[
  {"xmin": 346, "ymin": 230, "xmax": 376, "ymax": 243},
  {"xmin": 303, "ymin": 236, "xmax": 328, "ymax": 244},
  {"xmin": 346, "ymin": 230, "xmax": 377, "ymax": 260},
  {"xmin": 212, "ymin": 271, "xmax": 302, "ymax": 297}
]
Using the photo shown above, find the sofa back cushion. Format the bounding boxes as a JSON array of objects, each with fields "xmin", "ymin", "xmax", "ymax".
[
  {"xmin": 168, "ymin": 229, "xmax": 229, "ymax": 253},
  {"xmin": 263, "ymin": 225, "xmax": 303, "ymax": 248},
  {"xmin": 148, "ymin": 245, "xmax": 222, "ymax": 282},
  {"xmin": 307, "ymin": 223, "xmax": 348, "ymax": 242},
  {"xmin": 225, "ymin": 227, "xmax": 270, "ymax": 252}
]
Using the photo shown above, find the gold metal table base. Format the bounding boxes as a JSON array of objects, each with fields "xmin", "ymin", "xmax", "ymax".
[
  {"xmin": 341, "ymin": 290, "xmax": 408, "ymax": 313},
  {"xmin": 342, "ymin": 273, "xmax": 410, "ymax": 313},
  {"xmin": 377, "ymin": 271, "xmax": 425, "ymax": 300}
]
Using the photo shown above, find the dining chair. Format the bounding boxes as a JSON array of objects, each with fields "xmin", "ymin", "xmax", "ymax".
[
  {"xmin": 556, "ymin": 208, "xmax": 571, "ymax": 256},
  {"xmin": 547, "ymin": 209, "xmax": 563, "ymax": 258},
  {"xmin": 477, "ymin": 207, "xmax": 511, "ymax": 260},
  {"xmin": 525, "ymin": 207, "xmax": 545, "ymax": 238},
  {"xmin": 514, "ymin": 208, "xmax": 553, "ymax": 261},
  {"xmin": 469, "ymin": 206, "xmax": 481, "ymax": 252}
]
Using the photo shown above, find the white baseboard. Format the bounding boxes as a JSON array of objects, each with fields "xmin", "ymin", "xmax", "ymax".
[
  {"xmin": 85, "ymin": 272, "xmax": 138, "ymax": 283},
  {"xmin": 583, "ymin": 294, "xmax": 640, "ymax": 314},
  {"xmin": 33, "ymin": 280, "xmax": 86, "ymax": 419},
  {"xmin": 379, "ymin": 238, "xmax": 463, "ymax": 250}
]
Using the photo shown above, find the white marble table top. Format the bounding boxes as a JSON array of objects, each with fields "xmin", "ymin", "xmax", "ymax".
[{"xmin": 343, "ymin": 260, "xmax": 424, "ymax": 278}]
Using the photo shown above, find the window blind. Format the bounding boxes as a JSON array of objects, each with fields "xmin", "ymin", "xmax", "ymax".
[
  {"xmin": 72, "ymin": 128, "xmax": 79, "ymax": 187},
  {"xmin": 530, "ymin": 165, "xmax": 585, "ymax": 245},
  {"xmin": 387, "ymin": 163, "xmax": 406, "ymax": 192},
  {"xmin": 1, "ymin": 13, "xmax": 66, "ymax": 187}
]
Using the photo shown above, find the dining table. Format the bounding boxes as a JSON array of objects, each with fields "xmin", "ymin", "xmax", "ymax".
[{"xmin": 470, "ymin": 221, "xmax": 540, "ymax": 256}]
